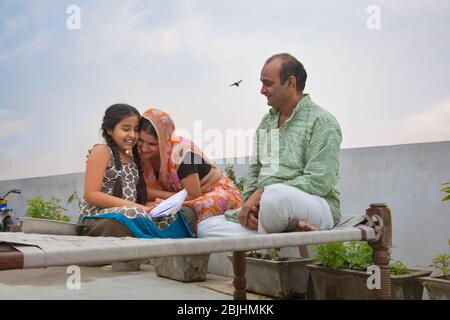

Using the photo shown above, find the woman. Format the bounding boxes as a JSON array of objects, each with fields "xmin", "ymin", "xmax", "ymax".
[{"xmin": 138, "ymin": 108, "xmax": 242, "ymax": 230}]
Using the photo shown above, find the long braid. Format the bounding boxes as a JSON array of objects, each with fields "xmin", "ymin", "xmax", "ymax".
[
  {"xmin": 105, "ymin": 135, "xmax": 123, "ymax": 199},
  {"xmin": 132, "ymin": 144, "xmax": 147, "ymax": 205}
]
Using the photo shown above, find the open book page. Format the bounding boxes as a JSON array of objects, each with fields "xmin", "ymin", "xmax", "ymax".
[{"xmin": 149, "ymin": 189, "xmax": 188, "ymax": 218}]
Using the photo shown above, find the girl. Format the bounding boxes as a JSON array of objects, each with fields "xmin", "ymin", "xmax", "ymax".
[
  {"xmin": 137, "ymin": 108, "xmax": 243, "ymax": 231},
  {"xmin": 78, "ymin": 104, "xmax": 192, "ymax": 238}
]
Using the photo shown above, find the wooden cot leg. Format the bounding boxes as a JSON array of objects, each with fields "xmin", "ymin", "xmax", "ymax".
[
  {"xmin": 0, "ymin": 244, "xmax": 24, "ymax": 270},
  {"xmin": 232, "ymin": 251, "xmax": 247, "ymax": 300},
  {"xmin": 367, "ymin": 203, "xmax": 393, "ymax": 300},
  {"xmin": 298, "ymin": 245, "xmax": 310, "ymax": 258}
]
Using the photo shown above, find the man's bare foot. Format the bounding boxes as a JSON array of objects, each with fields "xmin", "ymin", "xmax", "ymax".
[{"xmin": 295, "ymin": 220, "xmax": 318, "ymax": 232}]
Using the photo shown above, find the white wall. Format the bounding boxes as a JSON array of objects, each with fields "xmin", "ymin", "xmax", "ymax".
[
  {"xmin": 340, "ymin": 141, "xmax": 450, "ymax": 267},
  {"xmin": 0, "ymin": 173, "xmax": 84, "ymax": 222}
]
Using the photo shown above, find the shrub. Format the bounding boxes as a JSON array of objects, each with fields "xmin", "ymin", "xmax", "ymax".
[
  {"xmin": 247, "ymin": 248, "xmax": 289, "ymax": 261},
  {"xmin": 441, "ymin": 182, "xmax": 450, "ymax": 202},
  {"xmin": 314, "ymin": 242, "xmax": 352, "ymax": 270},
  {"xmin": 225, "ymin": 164, "xmax": 245, "ymax": 193},
  {"xmin": 26, "ymin": 195, "xmax": 71, "ymax": 222},
  {"xmin": 314, "ymin": 241, "xmax": 409, "ymax": 275},
  {"xmin": 67, "ymin": 191, "xmax": 82, "ymax": 209},
  {"xmin": 389, "ymin": 260, "xmax": 409, "ymax": 275},
  {"xmin": 432, "ymin": 254, "xmax": 450, "ymax": 279}
]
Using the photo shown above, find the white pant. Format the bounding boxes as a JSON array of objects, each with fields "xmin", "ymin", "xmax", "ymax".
[
  {"xmin": 197, "ymin": 184, "xmax": 334, "ymax": 238},
  {"xmin": 197, "ymin": 215, "xmax": 258, "ymax": 238},
  {"xmin": 258, "ymin": 184, "xmax": 334, "ymax": 233}
]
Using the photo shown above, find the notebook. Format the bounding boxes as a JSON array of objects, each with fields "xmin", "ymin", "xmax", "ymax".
[{"xmin": 149, "ymin": 189, "xmax": 188, "ymax": 218}]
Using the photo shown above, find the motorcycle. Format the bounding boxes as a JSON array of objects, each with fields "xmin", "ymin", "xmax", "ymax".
[{"xmin": 0, "ymin": 189, "xmax": 21, "ymax": 232}]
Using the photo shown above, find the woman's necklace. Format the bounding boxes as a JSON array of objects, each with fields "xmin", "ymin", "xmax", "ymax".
[{"xmin": 120, "ymin": 150, "xmax": 133, "ymax": 164}]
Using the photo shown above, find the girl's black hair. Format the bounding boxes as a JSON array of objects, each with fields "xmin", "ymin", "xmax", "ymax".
[{"xmin": 101, "ymin": 104, "xmax": 147, "ymax": 205}]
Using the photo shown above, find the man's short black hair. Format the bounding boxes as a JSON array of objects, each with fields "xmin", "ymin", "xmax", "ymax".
[{"xmin": 265, "ymin": 53, "xmax": 307, "ymax": 92}]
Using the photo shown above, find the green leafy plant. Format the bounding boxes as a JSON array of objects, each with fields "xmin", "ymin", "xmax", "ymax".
[
  {"xmin": 441, "ymin": 182, "xmax": 450, "ymax": 202},
  {"xmin": 345, "ymin": 241, "xmax": 374, "ymax": 271},
  {"xmin": 389, "ymin": 260, "xmax": 409, "ymax": 276},
  {"xmin": 67, "ymin": 191, "xmax": 82, "ymax": 210},
  {"xmin": 314, "ymin": 242, "xmax": 351, "ymax": 269},
  {"xmin": 225, "ymin": 164, "xmax": 245, "ymax": 193},
  {"xmin": 269, "ymin": 248, "xmax": 280, "ymax": 261},
  {"xmin": 26, "ymin": 195, "xmax": 71, "ymax": 222},
  {"xmin": 225, "ymin": 164, "xmax": 237, "ymax": 184},
  {"xmin": 247, "ymin": 248, "xmax": 288, "ymax": 261},
  {"xmin": 314, "ymin": 241, "xmax": 409, "ymax": 275},
  {"xmin": 432, "ymin": 254, "xmax": 450, "ymax": 279},
  {"xmin": 236, "ymin": 177, "xmax": 245, "ymax": 193}
]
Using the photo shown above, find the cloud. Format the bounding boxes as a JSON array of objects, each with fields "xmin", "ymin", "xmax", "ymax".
[
  {"xmin": 19, "ymin": 31, "xmax": 51, "ymax": 54},
  {"xmin": 0, "ymin": 1, "xmax": 449, "ymax": 180},
  {"xmin": 346, "ymin": 99, "xmax": 450, "ymax": 148},
  {"xmin": 0, "ymin": 109, "xmax": 34, "ymax": 140},
  {"xmin": 71, "ymin": 10, "xmax": 205, "ymax": 65},
  {"xmin": 0, "ymin": 3, "xmax": 54, "ymax": 59},
  {"xmin": 400, "ymin": 99, "xmax": 450, "ymax": 141},
  {"xmin": 0, "ymin": 147, "xmax": 86, "ymax": 181},
  {"xmin": 49, "ymin": 1, "xmax": 450, "ymax": 151}
]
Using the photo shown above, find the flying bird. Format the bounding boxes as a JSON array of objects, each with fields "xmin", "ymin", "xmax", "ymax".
[{"xmin": 230, "ymin": 80, "xmax": 243, "ymax": 87}]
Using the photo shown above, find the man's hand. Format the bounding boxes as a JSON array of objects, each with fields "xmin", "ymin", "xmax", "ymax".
[
  {"xmin": 238, "ymin": 188, "xmax": 264, "ymax": 229},
  {"xmin": 246, "ymin": 208, "xmax": 259, "ymax": 230}
]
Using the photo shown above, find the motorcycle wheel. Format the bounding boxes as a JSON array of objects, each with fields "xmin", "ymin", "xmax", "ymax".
[{"xmin": 1, "ymin": 216, "xmax": 14, "ymax": 232}]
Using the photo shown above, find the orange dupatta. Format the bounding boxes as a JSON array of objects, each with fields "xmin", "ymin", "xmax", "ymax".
[{"xmin": 141, "ymin": 108, "xmax": 213, "ymax": 193}]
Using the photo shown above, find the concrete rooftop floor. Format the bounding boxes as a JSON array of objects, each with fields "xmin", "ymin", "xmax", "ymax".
[{"xmin": 0, "ymin": 264, "xmax": 271, "ymax": 300}]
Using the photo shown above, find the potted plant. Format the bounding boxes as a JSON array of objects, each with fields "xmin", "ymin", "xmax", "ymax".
[
  {"xmin": 228, "ymin": 248, "xmax": 315, "ymax": 299},
  {"xmin": 21, "ymin": 195, "xmax": 81, "ymax": 235},
  {"xmin": 25, "ymin": 195, "xmax": 71, "ymax": 222},
  {"xmin": 419, "ymin": 254, "xmax": 450, "ymax": 300},
  {"xmin": 306, "ymin": 241, "xmax": 431, "ymax": 300},
  {"xmin": 418, "ymin": 183, "xmax": 450, "ymax": 299}
]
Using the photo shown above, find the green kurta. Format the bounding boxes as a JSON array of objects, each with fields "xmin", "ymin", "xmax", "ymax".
[{"xmin": 243, "ymin": 94, "xmax": 342, "ymax": 225}]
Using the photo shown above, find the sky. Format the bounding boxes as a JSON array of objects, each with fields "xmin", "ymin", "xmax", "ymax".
[{"xmin": 1, "ymin": 0, "xmax": 449, "ymax": 181}]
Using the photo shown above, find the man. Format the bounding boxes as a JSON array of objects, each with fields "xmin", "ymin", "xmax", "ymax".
[{"xmin": 238, "ymin": 53, "xmax": 342, "ymax": 234}]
